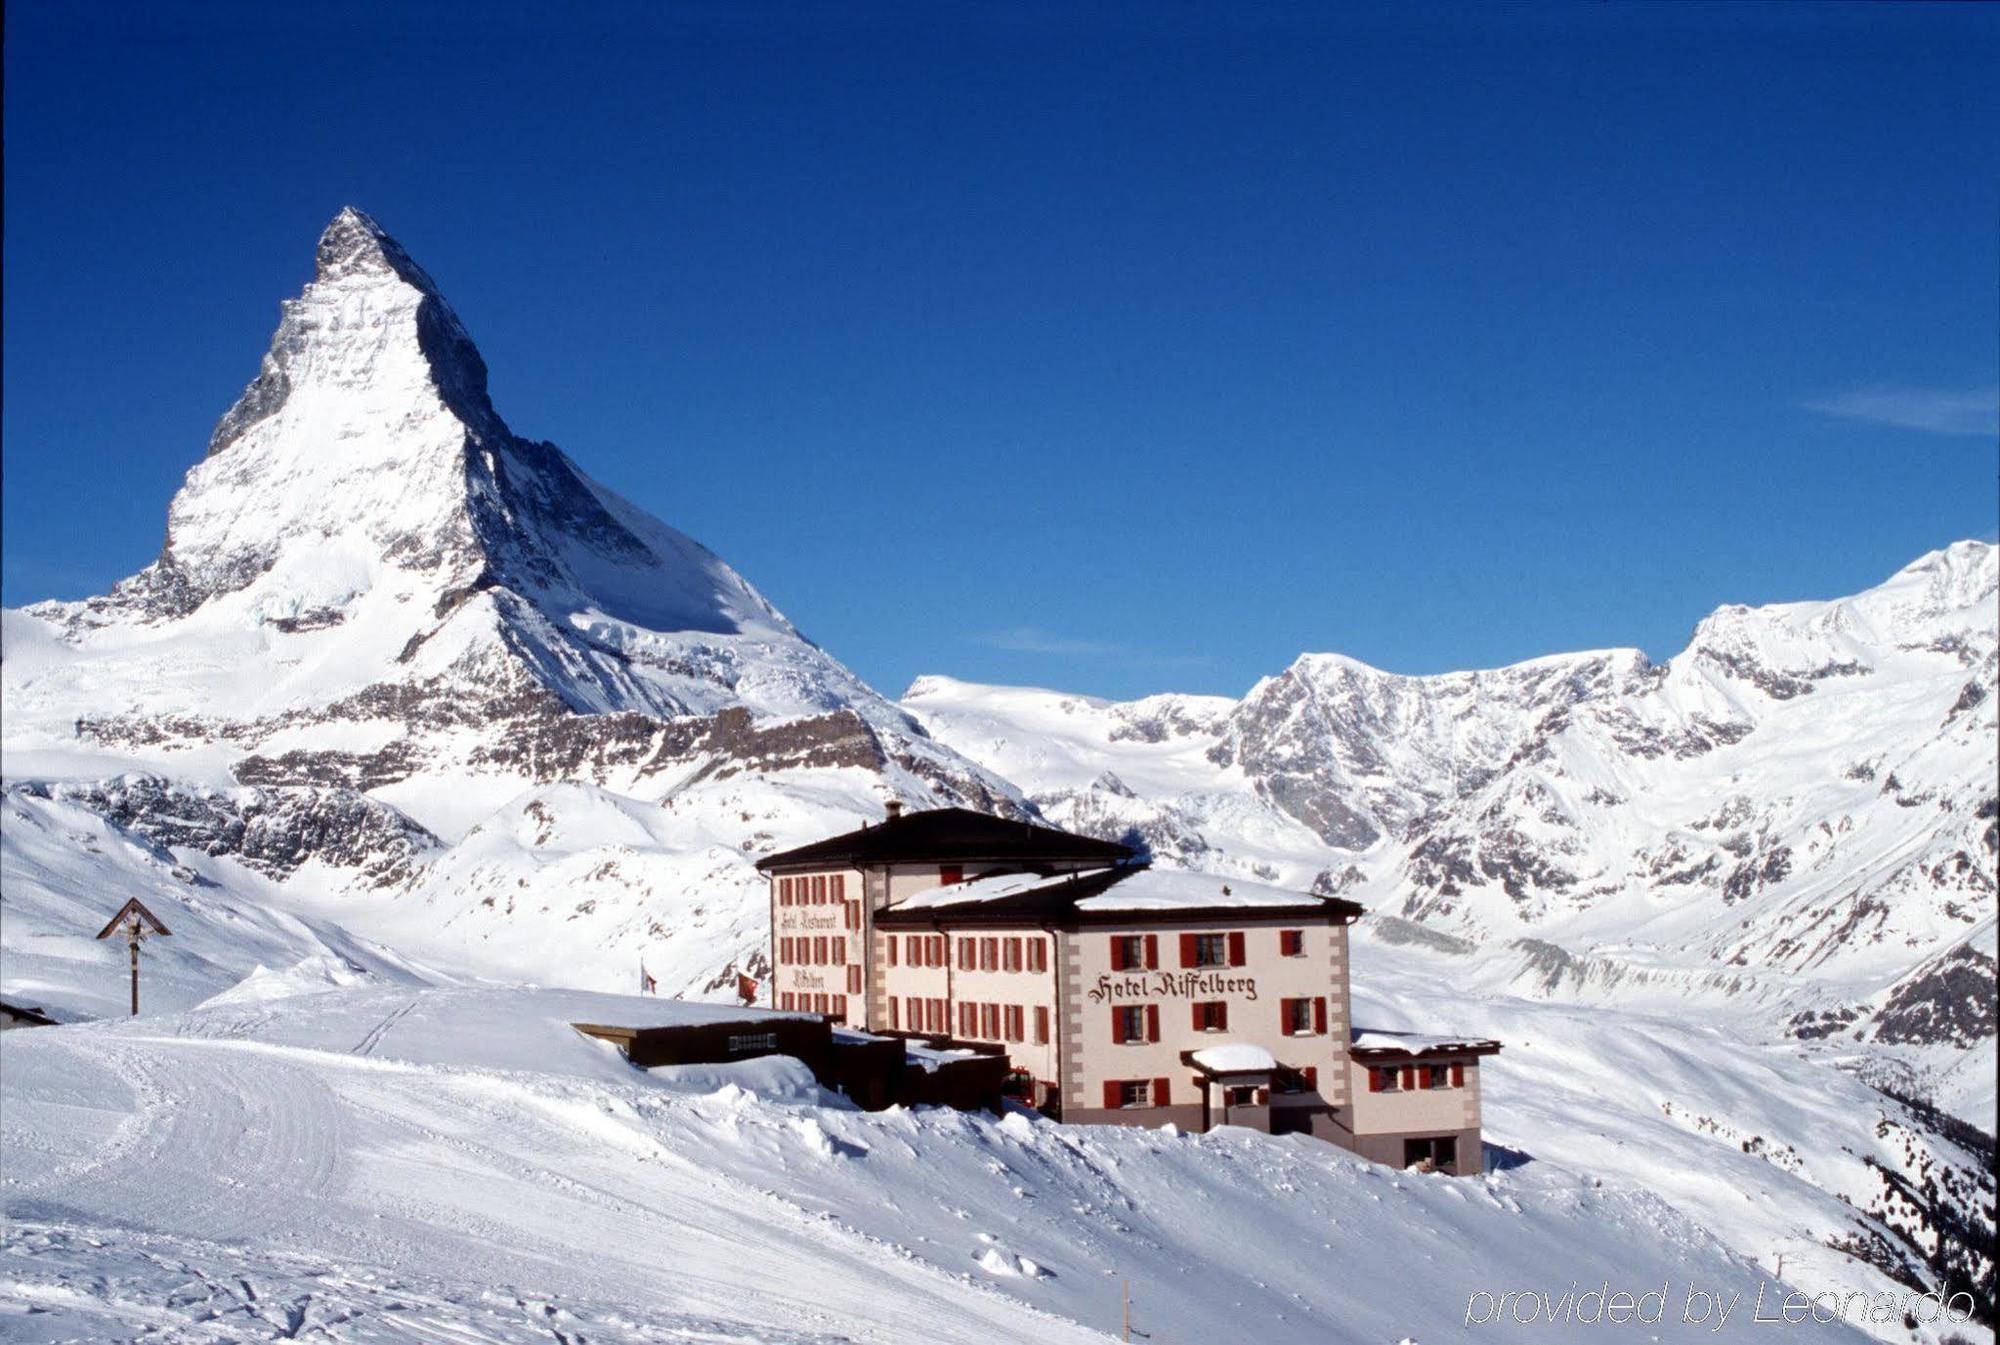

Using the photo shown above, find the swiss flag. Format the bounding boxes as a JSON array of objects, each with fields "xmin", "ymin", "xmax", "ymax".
[{"xmin": 737, "ymin": 973, "xmax": 759, "ymax": 1005}]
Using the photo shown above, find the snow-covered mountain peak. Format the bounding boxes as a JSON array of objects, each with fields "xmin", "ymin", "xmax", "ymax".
[{"xmin": 313, "ymin": 205, "xmax": 438, "ymax": 287}]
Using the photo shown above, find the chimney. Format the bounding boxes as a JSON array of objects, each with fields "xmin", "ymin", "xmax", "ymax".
[{"xmin": 884, "ymin": 800, "xmax": 904, "ymax": 821}]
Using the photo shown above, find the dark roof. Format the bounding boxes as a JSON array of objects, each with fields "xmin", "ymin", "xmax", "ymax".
[
  {"xmin": 872, "ymin": 865, "xmax": 1363, "ymax": 929},
  {"xmin": 755, "ymin": 807, "xmax": 1135, "ymax": 872},
  {"xmin": 0, "ymin": 1000, "xmax": 60, "ymax": 1027}
]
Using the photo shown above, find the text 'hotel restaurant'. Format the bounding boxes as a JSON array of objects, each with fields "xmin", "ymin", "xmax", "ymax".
[{"xmin": 762, "ymin": 805, "xmax": 1499, "ymax": 1174}]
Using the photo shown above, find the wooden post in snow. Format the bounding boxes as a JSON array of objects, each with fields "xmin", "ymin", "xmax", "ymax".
[{"xmin": 94, "ymin": 898, "xmax": 171, "ymax": 1017}]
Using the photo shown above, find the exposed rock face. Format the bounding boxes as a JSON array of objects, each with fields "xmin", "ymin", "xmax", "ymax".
[{"xmin": 16, "ymin": 776, "xmax": 439, "ymax": 889}]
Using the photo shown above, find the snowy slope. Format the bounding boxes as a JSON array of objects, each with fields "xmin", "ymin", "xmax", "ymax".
[{"xmin": 1, "ymin": 983, "xmax": 1891, "ymax": 1344}]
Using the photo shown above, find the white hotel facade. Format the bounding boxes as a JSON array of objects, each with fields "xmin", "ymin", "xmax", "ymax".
[{"xmin": 762, "ymin": 805, "xmax": 1499, "ymax": 1173}]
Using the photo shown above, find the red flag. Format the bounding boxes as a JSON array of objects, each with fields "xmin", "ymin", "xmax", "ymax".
[
  {"xmin": 639, "ymin": 958, "xmax": 658, "ymax": 996},
  {"xmin": 736, "ymin": 973, "xmax": 758, "ymax": 1005}
]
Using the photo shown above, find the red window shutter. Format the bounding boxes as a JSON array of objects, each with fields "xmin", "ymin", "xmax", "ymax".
[
  {"xmin": 1304, "ymin": 1066, "xmax": 1318, "ymax": 1089},
  {"xmin": 940, "ymin": 865, "xmax": 963, "ymax": 887},
  {"xmin": 1109, "ymin": 936, "xmax": 1127, "ymax": 971},
  {"xmin": 1144, "ymin": 935, "xmax": 1159, "ymax": 970},
  {"xmin": 1190, "ymin": 1002, "xmax": 1204, "ymax": 1032},
  {"xmin": 958, "ymin": 938, "xmax": 971, "ymax": 970},
  {"xmin": 887, "ymin": 998, "xmax": 898, "ymax": 1029},
  {"xmin": 1368, "ymin": 1067, "xmax": 1383, "ymax": 1092},
  {"xmin": 1313, "ymin": 998, "xmax": 1327, "ymax": 1034},
  {"xmin": 1228, "ymin": 931, "xmax": 1246, "ymax": 966},
  {"xmin": 1451, "ymin": 1062, "xmax": 1465, "ymax": 1087},
  {"xmin": 1145, "ymin": 1003, "xmax": 1159, "ymax": 1043},
  {"xmin": 833, "ymin": 874, "xmax": 845, "ymax": 899},
  {"xmin": 885, "ymin": 937, "xmax": 897, "ymax": 966},
  {"xmin": 1153, "ymin": 1076, "xmax": 1171, "ymax": 1106},
  {"xmin": 1179, "ymin": 933, "xmax": 1198, "ymax": 968},
  {"xmin": 1110, "ymin": 1008, "xmax": 1126, "ymax": 1045},
  {"xmin": 1103, "ymin": 1081, "xmax": 1122, "ymax": 1110},
  {"xmin": 1216, "ymin": 1001, "xmax": 1229, "ymax": 1031},
  {"xmin": 1255, "ymin": 1087, "xmax": 1269, "ymax": 1105},
  {"xmin": 1279, "ymin": 998, "xmax": 1293, "ymax": 1033},
  {"xmin": 850, "ymin": 965, "xmax": 863, "ymax": 994},
  {"xmin": 983, "ymin": 937, "xmax": 998, "ymax": 970},
  {"xmin": 1402, "ymin": 1067, "xmax": 1416, "ymax": 1091},
  {"xmin": 1035, "ymin": 1006, "xmax": 1049, "ymax": 1044}
]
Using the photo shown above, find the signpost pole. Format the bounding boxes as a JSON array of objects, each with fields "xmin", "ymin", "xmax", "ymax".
[{"xmin": 94, "ymin": 898, "xmax": 170, "ymax": 1020}]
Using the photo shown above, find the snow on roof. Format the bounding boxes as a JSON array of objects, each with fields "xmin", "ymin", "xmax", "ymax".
[
  {"xmin": 895, "ymin": 868, "xmax": 1111, "ymax": 910},
  {"xmin": 1074, "ymin": 867, "xmax": 1316, "ymax": 912},
  {"xmin": 1349, "ymin": 1029, "xmax": 1500, "ymax": 1056},
  {"xmin": 1189, "ymin": 1042, "xmax": 1278, "ymax": 1074}
]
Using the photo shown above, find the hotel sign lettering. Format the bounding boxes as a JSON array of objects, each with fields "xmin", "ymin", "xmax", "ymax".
[
  {"xmin": 1087, "ymin": 971, "xmax": 1259, "ymax": 1003},
  {"xmin": 784, "ymin": 911, "xmax": 845, "ymax": 932}
]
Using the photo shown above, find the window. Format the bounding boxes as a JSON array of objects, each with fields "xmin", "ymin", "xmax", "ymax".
[
  {"xmin": 932, "ymin": 936, "xmax": 946, "ymax": 966},
  {"xmin": 1110, "ymin": 935, "xmax": 1144, "ymax": 971},
  {"xmin": 960, "ymin": 1002, "xmax": 977, "ymax": 1036},
  {"xmin": 813, "ymin": 875, "xmax": 826, "ymax": 902},
  {"xmin": 1192, "ymin": 1000, "xmax": 1228, "ymax": 1032},
  {"xmin": 781, "ymin": 992, "xmax": 795, "ymax": 1010},
  {"xmin": 1187, "ymin": 933, "xmax": 1228, "ymax": 968},
  {"xmin": 1225, "ymin": 1085, "xmax": 1258, "ymax": 1107},
  {"xmin": 831, "ymin": 874, "xmax": 845, "ymax": 900},
  {"xmin": 1027, "ymin": 939, "xmax": 1048, "ymax": 974},
  {"xmin": 1282, "ymin": 998, "xmax": 1314, "ymax": 1035},
  {"xmin": 959, "ymin": 938, "xmax": 975, "ymax": 970},
  {"xmin": 1277, "ymin": 1066, "xmax": 1318, "ymax": 1094},
  {"xmin": 1280, "ymin": 929, "xmax": 1305, "ymax": 957},
  {"xmin": 888, "ymin": 998, "xmax": 899, "ymax": 1029},
  {"xmin": 1003, "ymin": 937, "xmax": 1022, "ymax": 972},
  {"xmin": 778, "ymin": 877, "xmax": 791, "ymax": 905},
  {"xmin": 1004, "ymin": 1005, "xmax": 1024, "ymax": 1042},
  {"xmin": 831, "ymin": 995, "xmax": 846, "ymax": 1021},
  {"xmin": 1101, "ymin": 1078, "xmax": 1171, "ymax": 1109},
  {"xmin": 940, "ymin": 865, "xmax": 964, "ymax": 887},
  {"xmin": 1112, "ymin": 1004, "xmax": 1157, "ymax": 1044},
  {"xmin": 1368, "ymin": 1065, "xmax": 1402, "ymax": 1093},
  {"xmin": 847, "ymin": 965, "xmax": 862, "ymax": 995},
  {"xmin": 885, "ymin": 936, "xmax": 897, "ymax": 967},
  {"xmin": 1034, "ymin": 1005, "xmax": 1050, "ymax": 1045}
]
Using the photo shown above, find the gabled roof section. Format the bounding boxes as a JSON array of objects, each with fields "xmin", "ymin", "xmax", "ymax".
[{"xmin": 754, "ymin": 806, "xmax": 1134, "ymax": 872}]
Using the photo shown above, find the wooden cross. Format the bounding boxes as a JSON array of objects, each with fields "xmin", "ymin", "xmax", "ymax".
[{"xmin": 94, "ymin": 898, "xmax": 171, "ymax": 1017}]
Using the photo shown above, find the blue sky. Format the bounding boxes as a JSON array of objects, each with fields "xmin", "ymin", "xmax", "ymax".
[{"xmin": 4, "ymin": 2, "xmax": 1995, "ymax": 701}]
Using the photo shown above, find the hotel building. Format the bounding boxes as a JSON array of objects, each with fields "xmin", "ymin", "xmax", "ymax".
[{"xmin": 761, "ymin": 805, "xmax": 1499, "ymax": 1174}]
